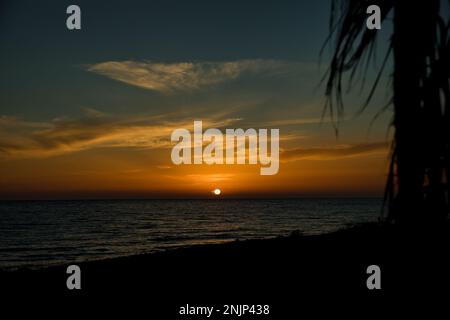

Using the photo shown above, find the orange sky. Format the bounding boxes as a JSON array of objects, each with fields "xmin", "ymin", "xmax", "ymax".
[
  {"xmin": 0, "ymin": 136, "xmax": 389, "ymax": 199},
  {"xmin": 0, "ymin": 2, "xmax": 393, "ymax": 200}
]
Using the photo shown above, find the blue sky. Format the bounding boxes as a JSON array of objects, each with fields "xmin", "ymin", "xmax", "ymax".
[{"xmin": 0, "ymin": 0, "xmax": 396, "ymax": 198}]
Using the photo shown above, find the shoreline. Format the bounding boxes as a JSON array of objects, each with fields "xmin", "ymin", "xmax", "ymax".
[
  {"xmin": 0, "ymin": 223, "xmax": 375, "ymax": 273},
  {"xmin": 1, "ymin": 221, "xmax": 449, "ymax": 314}
]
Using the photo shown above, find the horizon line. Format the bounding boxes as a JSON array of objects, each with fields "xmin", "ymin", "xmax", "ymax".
[{"xmin": 0, "ymin": 196, "xmax": 383, "ymax": 202}]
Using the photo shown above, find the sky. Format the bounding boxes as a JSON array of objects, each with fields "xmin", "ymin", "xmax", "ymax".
[{"xmin": 0, "ymin": 0, "xmax": 394, "ymax": 199}]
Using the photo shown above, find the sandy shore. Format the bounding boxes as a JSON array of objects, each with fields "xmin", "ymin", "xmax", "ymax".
[{"xmin": 1, "ymin": 222, "xmax": 449, "ymax": 316}]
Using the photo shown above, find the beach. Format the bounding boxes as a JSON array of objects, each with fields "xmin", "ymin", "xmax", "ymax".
[{"xmin": 2, "ymin": 222, "xmax": 449, "ymax": 316}]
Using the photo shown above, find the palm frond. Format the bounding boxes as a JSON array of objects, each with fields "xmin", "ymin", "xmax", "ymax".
[{"xmin": 322, "ymin": 0, "xmax": 394, "ymax": 127}]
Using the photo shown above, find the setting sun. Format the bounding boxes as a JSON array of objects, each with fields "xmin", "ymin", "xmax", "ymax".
[{"xmin": 213, "ymin": 189, "xmax": 221, "ymax": 196}]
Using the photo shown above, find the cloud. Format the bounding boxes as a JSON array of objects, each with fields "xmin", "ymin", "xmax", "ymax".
[
  {"xmin": 0, "ymin": 110, "xmax": 241, "ymax": 159},
  {"xmin": 87, "ymin": 60, "xmax": 297, "ymax": 93},
  {"xmin": 1, "ymin": 109, "xmax": 387, "ymax": 163},
  {"xmin": 185, "ymin": 174, "xmax": 235, "ymax": 183},
  {"xmin": 263, "ymin": 117, "xmax": 336, "ymax": 127},
  {"xmin": 282, "ymin": 142, "xmax": 388, "ymax": 161}
]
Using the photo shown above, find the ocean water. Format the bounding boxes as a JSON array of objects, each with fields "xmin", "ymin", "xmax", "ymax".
[{"xmin": 0, "ymin": 198, "xmax": 381, "ymax": 270}]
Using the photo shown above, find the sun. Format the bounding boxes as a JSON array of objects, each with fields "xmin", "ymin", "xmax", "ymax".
[{"xmin": 213, "ymin": 188, "xmax": 221, "ymax": 196}]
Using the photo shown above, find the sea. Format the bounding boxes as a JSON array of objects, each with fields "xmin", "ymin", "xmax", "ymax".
[{"xmin": 0, "ymin": 198, "xmax": 381, "ymax": 270}]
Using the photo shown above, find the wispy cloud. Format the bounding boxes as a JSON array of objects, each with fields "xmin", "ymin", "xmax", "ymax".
[
  {"xmin": 1, "ymin": 109, "xmax": 386, "ymax": 162},
  {"xmin": 282, "ymin": 142, "xmax": 388, "ymax": 161},
  {"xmin": 262, "ymin": 117, "xmax": 334, "ymax": 127},
  {"xmin": 87, "ymin": 59, "xmax": 298, "ymax": 93},
  {"xmin": 185, "ymin": 174, "xmax": 235, "ymax": 183},
  {"xmin": 0, "ymin": 110, "xmax": 241, "ymax": 158}
]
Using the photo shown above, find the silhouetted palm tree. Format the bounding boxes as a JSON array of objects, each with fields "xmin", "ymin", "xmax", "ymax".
[{"xmin": 324, "ymin": 0, "xmax": 449, "ymax": 225}]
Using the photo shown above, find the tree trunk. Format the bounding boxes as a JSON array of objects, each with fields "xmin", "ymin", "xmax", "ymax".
[{"xmin": 392, "ymin": 0, "xmax": 444, "ymax": 224}]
